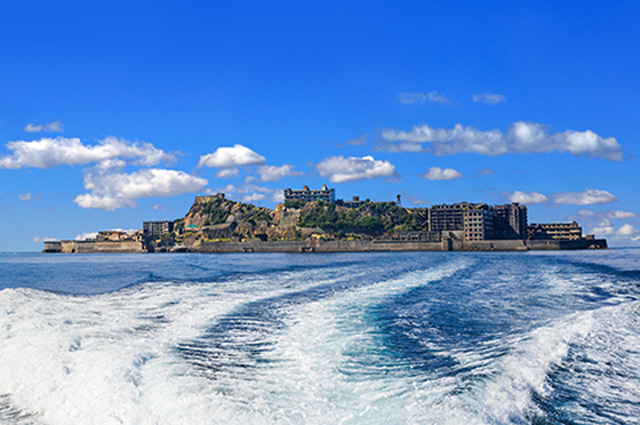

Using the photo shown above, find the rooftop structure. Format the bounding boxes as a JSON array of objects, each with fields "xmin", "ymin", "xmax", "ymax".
[
  {"xmin": 96, "ymin": 231, "xmax": 127, "ymax": 241},
  {"xmin": 95, "ymin": 230, "xmax": 142, "ymax": 242},
  {"xmin": 195, "ymin": 193, "xmax": 225, "ymax": 203},
  {"xmin": 284, "ymin": 185, "xmax": 335, "ymax": 203},
  {"xmin": 336, "ymin": 196, "xmax": 364, "ymax": 209}
]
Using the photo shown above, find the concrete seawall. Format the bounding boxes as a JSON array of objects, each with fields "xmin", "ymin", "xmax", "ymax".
[
  {"xmin": 43, "ymin": 237, "xmax": 607, "ymax": 254},
  {"xmin": 188, "ymin": 238, "xmax": 606, "ymax": 253},
  {"xmin": 43, "ymin": 240, "xmax": 145, "ymax": 253},
  {"xmin": 192, "ymin": 240, "xmax": 445, "ymax": 253}
]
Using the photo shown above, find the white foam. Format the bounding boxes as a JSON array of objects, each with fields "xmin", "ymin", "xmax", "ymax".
[
  {"xmin": 2, "ymin": 253, "xmax": 639, "ymax": 424},
  {"xmin": 0, "ymin": 264, "xmax": 367, "ymax": 425},
  {"xmin": 235, "ymin": 257, "xmax": 475, "ymax": 424}
]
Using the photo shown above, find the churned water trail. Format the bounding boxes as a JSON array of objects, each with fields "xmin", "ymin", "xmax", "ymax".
[{"xmin": 1, "ymin": 251, "xmax": 639, "ymax": 424}]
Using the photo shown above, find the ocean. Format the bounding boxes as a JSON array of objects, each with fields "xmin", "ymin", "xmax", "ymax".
[{"xmin": 0, "ymin": 250, "xmax": 639, "ymax": 424}]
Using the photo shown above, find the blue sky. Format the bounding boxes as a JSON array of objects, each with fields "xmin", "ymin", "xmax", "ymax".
[{"xmin": 1, "ymin": 1, "xmax": 639, "ymax": 250}]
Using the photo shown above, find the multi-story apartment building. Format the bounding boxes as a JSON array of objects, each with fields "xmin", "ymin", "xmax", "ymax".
[
  {"xmin": 527, "ymin": 222, "xmax": 582, "ymax": 240},
  {"xmin": 143, "ymin": 221, "xmax": 174, "ymax": 237},
  {"xmin": 463, "ymin": 209, "xmax": 495, "ymax": 241},
  {"xmin": 284, "ymin": 185, "xmax": 336, "ymax": 203},
  {"xmin": 419, "ymin": 201, "xmax": 528, "ymax": 241},
  {"xmin": 430, "ymin": 202, "xmax": 491, "ymax": 233},
  {"xmin": 493, "ymin": 203, "xmax": 528, "ymax": 239}
]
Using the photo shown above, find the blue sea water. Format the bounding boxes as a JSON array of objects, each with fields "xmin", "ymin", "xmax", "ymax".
[{"xmin": 1, "ymin": 250, "xmax": 639, "ymax": 424}]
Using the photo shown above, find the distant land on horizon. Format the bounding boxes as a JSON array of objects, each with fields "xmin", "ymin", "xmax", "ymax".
[{"xmin": 42, "ymin": 187, "xmax": 608, "ymax": 253}]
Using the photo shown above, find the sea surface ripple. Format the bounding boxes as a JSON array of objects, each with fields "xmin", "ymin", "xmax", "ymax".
[{"xmin": 1, "ymin": 250, "xmax": 639, "ymax": 424}]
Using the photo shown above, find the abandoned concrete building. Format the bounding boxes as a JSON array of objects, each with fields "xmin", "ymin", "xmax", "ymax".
[
  {"xmin": 527, "ymin": 221, "xmax": 582, "ymax": 240},
  {"xmin": 143, "ymin": 221, "xmax": 174, "ymax": 238},
  {"xmin": 284, "ymin": 185, "xmax": 336, "ymax": 203}
]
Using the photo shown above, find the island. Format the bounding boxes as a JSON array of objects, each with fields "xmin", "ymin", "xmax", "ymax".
[{"xmin": 43, "ymin": 185, "xmax": 607, "ymax": 253}]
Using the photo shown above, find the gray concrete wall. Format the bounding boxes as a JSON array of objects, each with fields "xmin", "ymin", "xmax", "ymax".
[
  {"xmin": 188, "ymin": 238, "xmax": 606, "ymax": 253},
  {"xmin": 189, "ymin": 240, "xmax": 445, "ymax": 253},
  {"xmin": 43, "ymin": 241, "xmax": 63, "ymax": 253},
  {"xmin": 466, "ymin": 240, "xmax": 529, "ymax": 251},
  {"xmin": 527, "ymin": 239, "xmax": 607, "ymax": 250},
  {"xmin": 43, "ymin": 240, "xmax": 145, "ymax": 253},
  {"xmin": 44, "ymin": 238, "xmax": 607, "ymax": 253}
]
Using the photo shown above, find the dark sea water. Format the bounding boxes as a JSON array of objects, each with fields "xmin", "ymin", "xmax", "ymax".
[{"xmin": 1, "ymin": 250, "xmax": 639, "ymax": 424}]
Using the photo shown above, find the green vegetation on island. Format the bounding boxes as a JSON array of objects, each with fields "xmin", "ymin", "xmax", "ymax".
[
  {"xmin": 297, "ymin": 200, "xmax": 422, "ymax": 235},
  {"xmin": 165, "ymin": 195, "xmax": 423, "ymax": 249}
]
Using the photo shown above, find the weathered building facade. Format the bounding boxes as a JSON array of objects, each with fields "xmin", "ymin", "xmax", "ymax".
[
  {"xmin": 429, "ymin": 202, "xmax": 487, "ymax": 232},
  {"xmin": 143, "ymin": 221, "xmax": 174, "ymax": 237},
  {"xmin": 284, "ymin": 185, "xmax": 335, "ymax": 203},
  {"xmin": 463, "ymin": 209, "xmax": 495, "ymax": 241},
  {"xmin": 527, "ymin": 221, "xmax": 582, "ymax": 240},
  {"xmin": 417, "ymin": 202, "xmax": 528, "ymax": 241},
  {"xmin": 493, "ymin": 203, "xmax": 528, "ymax": 239},
  {"xmin": 335, "ymin": 196, "xmax": 365, "ymax": 208}
]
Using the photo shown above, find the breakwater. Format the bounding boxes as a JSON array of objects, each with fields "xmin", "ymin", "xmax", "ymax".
[
  {"xmin": 43, "ymin": 240, "xmax": 145, "ymax": 253},
  {"xmin": 43, "ymin": 238, "xmax": 607, "ymax": 253}
]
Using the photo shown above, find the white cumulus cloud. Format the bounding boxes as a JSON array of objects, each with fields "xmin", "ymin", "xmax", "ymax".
[
  {"xmin": 18, "ymin": 192, "xmax": 40, "ymax": 201},
  {"xmin": 198, "ymin": 144, "xmax": 266, "ymax": 168},
  {"xmin": 472, "ymin": 93, "xmax": 506, "ymax": 105},
  {"xmin": 0, "ymin": 136, "xmax": 174, "ymax": 169},
  {"xmin": 74, "ymin": 232, "xmax": 98, "ymax": 241},
  {"xmin": 617, "ymin": 223, "xmax": 637, "ymax": 236},
  {"xmin": 552, "ymin": 189, "xmax": 617, "ymax": 205},
  {"xmin": 216, "ymin": 168, "xmax": 240, "ymax": 178},
  {"xmin": 33, "ymin": 236, "xmax": 60, "ymax": 242},
  {"xmin": 379, "ymin": 121, "xmax": 622, "ymax": 160},
  {"xmin": 241, "ymin": 192, "xmax": 269, "ymax": 203},
  {"xmin": 590, "ymin": 223, "xmax": 638, "ymax": 238},
  {"xmin": 591, "ymin": 225, "xmax": 614, "ymax": 235},
  {"xmin": 24, "ymin": 120, "xmax": 64, "ymax": 133},
  {"xmin": 380, "ymin": 124, "xmax": 507, "ymax": 156},
  {"xmin": 338, "ymin": 133, "xmax": 369, "ymax": 147},
  {"xmin": 568, "ymin": 209, "xmax": 637, "ymax": 222},
  {"xmin": 378, "ymin": 141, "xmax": 426, "ymax": 153},
  {"xmin": 74, "ymin": 168, "xmax": 208, "ymax": 211},
  {"xmin": 217, "ymin": 183, "xmax": 283, "ymax": 203},
  {"xmin": 507, "ymin": 191, "xmax": 549, "ymax": 204},
  {"xmin": 606, "ymin": 210, "xmax": 638, "ymax": 219},
  {"xmin": 397, "ymin": 91, "xmax": 450, "ymax": 105},
  {"xmin": 257, "ymin": 164, "xmax": 303, "ymax": 182},
  {"xmin": 315, "ymin": 155, "xmax": 398, "ymax": 183},
  {"xmin": 422, "ymin": 166, "xmax": 464, "ymax": 181},
  {"xmin": 508, "ymin": 122, "xmax": 622, "ymax": 161},
  {"xmin": 477, "ymin": 168, "xmax": 495, "ymax": 175},
  {"xmin": 572, "ymin": 209, "xmax": 597, "ymax": 218},
  {"xmin": 151, "ymin": 203, "xmax": 168, "ymax": 211}
]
